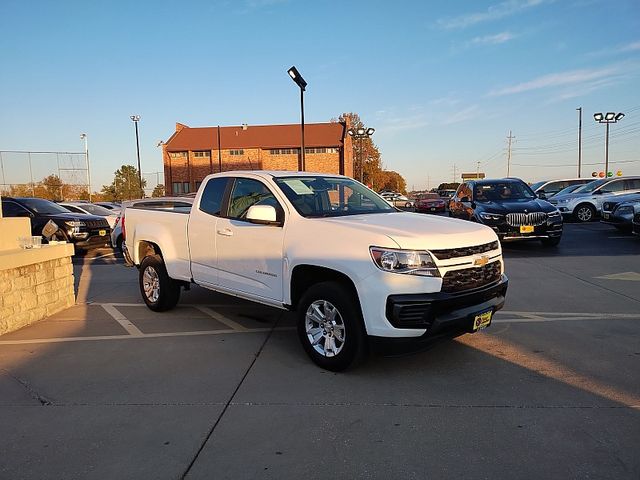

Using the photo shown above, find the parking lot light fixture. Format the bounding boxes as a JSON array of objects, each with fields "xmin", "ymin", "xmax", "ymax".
[
  {"xmin": 287, "ymin": 66, "xmax": 307, "ymax": 171},
  {"xmin": 594, "ymin": 110, "xmax": 625, "ymax": 179},
  {"xmin": 347, "ymin": 126, "xmax": 375, "ymax": 184}
]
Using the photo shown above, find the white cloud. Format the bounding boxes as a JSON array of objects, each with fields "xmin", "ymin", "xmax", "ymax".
[
  {"xmin": 437, "ymin": 0, "xmax": 549, "ymax": 29},
  {"xmin": 621, "ymin": 41, "xmax": 640, "ymax": 52},
  {"xmin": 487, "ymin": 66, "xmax": 621, "ymax": 96},
  {"xmin": 443, "ymin": 105, "xmax": 481, "ymax": 125},
  {"xmin": 469, "ymin": 32, "xmax": 516, "ymax": 46}
]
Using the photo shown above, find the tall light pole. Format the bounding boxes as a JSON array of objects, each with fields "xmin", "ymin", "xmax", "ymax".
[
  {"xmin": 347, "ymin": 126, "xmax": 375, "ymax": 184},
  {"xmin": 576, "ymin": 107, "xmax": 582, "ymax": 177},
  {"xmin": 80, "ymin": 133, "xmax": 92, "ymax": 201},
  {"xmin": 130, "ymin": 115, "xmax": 143, "ymax": 197},
  {"xmin": 287, "ymin": 66, "xmax": 307, "ymax": 171},
  {"xmin": 594, "ymin": 112, "xmax": 625, "ymax": 178}
]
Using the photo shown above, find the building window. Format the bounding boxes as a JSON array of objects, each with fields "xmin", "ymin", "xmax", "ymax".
[
  {"xmin": 269, "ymin": 148, "xmax": 300, "ymax": 155},
  {"xmin": 229, "ymin": 149, "xmax": 244, "ymax": 156},
  {"xmin": 195, "ymin": 181, "xmax": 202, "ymax": 190},
  {"xmin": 193, "ymin": 151, "xmax": 210, "ymax": 158},
  {"xmin": 172, "ymin": 182, "xmax": 183, "ymax": 194},
  {"xmin": 169, "ymin": 151, "xmax": 187, "ymax": 159},
  {"xmin": 183, "ymin": 182, "xmax": 190, "ymax": 193}
]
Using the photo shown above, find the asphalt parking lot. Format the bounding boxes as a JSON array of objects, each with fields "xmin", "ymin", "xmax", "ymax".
[{"xmin": 1, "ymin": 222, "xmax": 639, "ymax": 479}]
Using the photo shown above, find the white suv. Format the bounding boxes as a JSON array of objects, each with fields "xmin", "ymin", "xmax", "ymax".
[{"xmin": 549, "ymin": 176, "xmax": 640, "ymax": 222}]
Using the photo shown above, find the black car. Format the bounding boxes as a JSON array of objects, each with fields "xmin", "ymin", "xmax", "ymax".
[
  {"xmin": 449, "ymin": 178, "xmax": 563, "ymax": 246},
  {"xmin": 1, "ymin": 197, "xmax": 111, "ymax": 248},
  {"xmin": 601, "ymin": 194, "xmax": 640, "ymax": 231}
]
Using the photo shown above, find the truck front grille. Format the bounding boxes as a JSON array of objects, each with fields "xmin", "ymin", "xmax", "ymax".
[
  {"xmin": 430, "ymin": 241, "xmax": 499, "ymax": 260},
  {"xmin": 506, "ymin": 212, "xmax": 547, "ymax": 227},
  {"xmin": 85, "ymin": 219, "xmax": 109, "ymax": 229},
  {"xmin": 442, "ymin": 261, "xmax": 502, "ymax": 293}
]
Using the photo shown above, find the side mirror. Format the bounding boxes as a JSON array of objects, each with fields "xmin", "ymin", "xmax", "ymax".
[
  {"xmin": 537, "ymin": 192, "xmax": 547, "ymax": 200},
  {"xmin": 245, "ymin": 205, "xmax": 281, "ymax": 226}
]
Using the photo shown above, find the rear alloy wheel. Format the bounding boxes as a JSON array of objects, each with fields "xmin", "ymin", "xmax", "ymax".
[
  {"xmin": 139, "ymin": 254, "xmax": 181, "ymax": 312},
  {"xmin": 574, "ymin": 204, "xmax": 596, "ymax": 223},
  {"xmin": 297, "ymin": 281, "xmax": 366, "ymax": 371}
]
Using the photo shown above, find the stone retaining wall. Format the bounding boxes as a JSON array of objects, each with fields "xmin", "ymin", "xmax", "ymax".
[{"xmin": 0, "ymin": 255, "xmax": 75, "ymax": 335}]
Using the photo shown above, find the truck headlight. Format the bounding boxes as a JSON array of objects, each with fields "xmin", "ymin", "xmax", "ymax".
[
  {"xmin": 479, "ymin": 212, "xmax": 504, "ymax": 221},
  {"xmin": 370, "ymin": 247, "xmax": 440, "ymax": 277}
]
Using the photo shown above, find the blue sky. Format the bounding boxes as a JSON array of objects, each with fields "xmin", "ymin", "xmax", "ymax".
[{"xmin": 1, "ymin": 0, "xmax": 639, "ymax": 192}]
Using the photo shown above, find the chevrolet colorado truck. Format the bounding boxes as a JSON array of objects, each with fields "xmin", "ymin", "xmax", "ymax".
[{"xmin": 123, "ymin": 171, "xmax": 508, "ymax": 371}]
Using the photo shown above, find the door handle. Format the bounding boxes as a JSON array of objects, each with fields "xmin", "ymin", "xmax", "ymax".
[{"xmin": 216, "ymin": 228, "xmax": 233, "ymax": 237}]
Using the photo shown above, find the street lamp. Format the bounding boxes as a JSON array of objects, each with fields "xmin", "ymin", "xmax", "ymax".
[
  {"xmin": 593, "ymin": 111, "xmax": 624, "ymax": 178},
  {"xmin": 80, "ymin": 133, "xmax": 92, "ymax": 202},
  {"xmin": 130, "ymin": 115, "xmax": 143, "ymax": 197},
  {"xmin": 287, "ymin": 66, "xmax": 307, "ymax": 171},
  {"xmin": 347, "ymin": 126, "xmax": 375, "ymax": 183}
]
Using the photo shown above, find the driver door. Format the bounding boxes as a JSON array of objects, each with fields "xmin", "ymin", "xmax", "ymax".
[{"xmin": 215, "ymin": 177, "xmax": 286, "ymax": 302}]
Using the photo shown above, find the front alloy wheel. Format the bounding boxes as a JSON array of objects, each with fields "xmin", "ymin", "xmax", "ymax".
[
  {"xmin": 575, "ymin": 204, "xmax": 595, "ymax": 223},
  {"xmin": 297, "ymin": 281, "xmax": 366, "ymax": 371},
  {"xmin": 305, "ymin": 300, "xmax": 346, "ymax": 358}
]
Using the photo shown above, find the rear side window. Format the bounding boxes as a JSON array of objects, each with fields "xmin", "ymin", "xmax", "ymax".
[
  {"xmin": 625, "ymin": 179, "xmax": 640, "ymax": 190},
  {"xmin": 199, "ymin": 178, "xmax": 228, "ymax": 216}
]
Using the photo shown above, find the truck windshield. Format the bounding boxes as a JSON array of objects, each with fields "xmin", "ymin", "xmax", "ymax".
[{"xmin": 274, "ymin": 176, "xmax": 395, "ymax": 218}]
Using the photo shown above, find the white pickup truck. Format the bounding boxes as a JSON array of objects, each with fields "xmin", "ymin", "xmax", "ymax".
[{"xmin": 124, "ymin": 171, "xmax": 508, "ymax": 370}]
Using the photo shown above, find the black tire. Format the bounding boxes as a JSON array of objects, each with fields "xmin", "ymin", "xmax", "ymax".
[
  {"xmin": 574, "ymin": 204, "xmax": 596, "ymax": 223},
  {"xmin": 297, "ymin": 281, "xmax": 367, "ymax": 372},
  {"xmin": 541, "ymin": 237, "xmax": 561, "ymax": 247},
  {"xmin": 139, "ymin": 254, "xmax": 181, "ymax": 312}
]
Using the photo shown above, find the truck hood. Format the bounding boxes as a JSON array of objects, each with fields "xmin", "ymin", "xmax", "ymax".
[{"xmin": 317, "ymin": 212, "xmax": 497, "ymax": 250}]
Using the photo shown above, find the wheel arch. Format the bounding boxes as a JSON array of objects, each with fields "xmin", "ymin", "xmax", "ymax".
[
  {"xmin": 290, "ymin": 264, "xmax": 360, "ymax": 311},
  {"xmin": 137, "ymin": 240, "xmax": 163, "ymax": 264}
]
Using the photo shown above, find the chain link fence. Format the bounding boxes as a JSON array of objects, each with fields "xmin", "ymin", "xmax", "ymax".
[{"xmin": 0, "ymin": 150, "xmax": 89, "ymax": 200}]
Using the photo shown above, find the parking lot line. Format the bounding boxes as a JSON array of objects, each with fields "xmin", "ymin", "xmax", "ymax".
[
  {"xmin": 101, "ymin": 304, "xmax": 144, "ymax": 336},
  {"xmin": 194, "ymin": 306, "xmax": 249, "ymax": 331}
]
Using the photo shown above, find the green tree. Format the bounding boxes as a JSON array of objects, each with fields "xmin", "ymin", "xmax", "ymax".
[
  {"xmin": 101, "ymin": 165, "xmax": 146, "ymax": 201},
  {"xmin": 151, "ymin": 184, "xmax": 165, "ymax": 197}
]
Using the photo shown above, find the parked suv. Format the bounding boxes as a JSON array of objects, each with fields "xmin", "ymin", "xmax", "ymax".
[
  {"xmin": 1, "ymin": 197, "xmax": 111, "ymax": 248},
  {"xmin": 549, "ymin": 176, "xmax": 640, "ymax": 222},
  {"xmin": 449, "ymin": 178, "xmax": 563, "ymax": 246},
  {"xmin": 530, "ymin": 178, "xmax": 593, "ymax": 199}
]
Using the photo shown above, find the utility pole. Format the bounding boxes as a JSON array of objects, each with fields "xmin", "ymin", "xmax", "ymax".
[
  {"xmin": 577, "ymin": 107, "xmax": 582, "ymax": 177},
  {"xmin": 452, "ymin": 164, "xmax": 458, "ymax": 183},
  {"xmin": 506, "ymin": 130, "xmax": 515, "ymax": 177},
  {"xmin": 476, "ymin": 161, "xmax": 481, "ymax": 178}
]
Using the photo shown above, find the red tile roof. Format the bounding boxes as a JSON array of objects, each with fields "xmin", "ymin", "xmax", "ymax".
[{"xmin": 164, "ymin": 122, "xmax": 345, "ymax": 151}]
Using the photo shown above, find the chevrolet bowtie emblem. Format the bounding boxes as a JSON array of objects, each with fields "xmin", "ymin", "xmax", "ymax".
[{"xmin": 474, "ymin": 256, "xmax": 489, "ymax": 267}]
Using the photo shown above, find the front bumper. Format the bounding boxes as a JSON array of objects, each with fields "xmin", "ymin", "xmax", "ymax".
[
  {"xmin": 485, "ymin": 219, "xmax": 563, "ymax": 242},
  {"xmin": 70, "ymin": 228, "xmax": 112, "ymax": 248},
  {"xmin": 601, "ymin": 211, "xmax": 634, "ymax": 229},
  {"xmin": 369, "ymin": 275, "xmax": 508, "ymax": 352}
]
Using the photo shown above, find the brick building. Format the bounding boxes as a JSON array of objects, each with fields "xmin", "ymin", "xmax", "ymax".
[{"xmin": 162, "ymin": 122, "xmax": 353, "ymax": 195}]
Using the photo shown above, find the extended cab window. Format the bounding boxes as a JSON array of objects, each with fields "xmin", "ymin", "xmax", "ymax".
[
  {"xmin": 227, "ymin": 178, "xmax": 283, "ymax": 221},
  {"xmin": 199, "ymin": 177, "xmax": 228, "ymax": 216}
]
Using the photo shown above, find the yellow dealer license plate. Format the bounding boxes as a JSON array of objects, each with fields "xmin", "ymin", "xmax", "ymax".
[
  {"xmin": 99, "ymin": 229, "xmax": 106, "ymax": 236},
  {"xmin": 473, "ymin": 310, "xmax": 493, "ymax": 331},
  {"xmin": 520, "ymin": 225, "xmax": 534, "ymax": 234}
]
